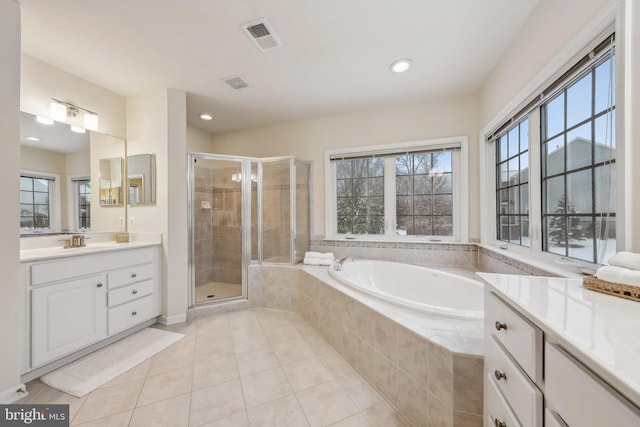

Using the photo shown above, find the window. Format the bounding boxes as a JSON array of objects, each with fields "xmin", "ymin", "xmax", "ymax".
[
  {"xmin": 496, "ymin": 119, "xmax": 530, "ymax": 246},
  {"xmin": 396, "ymin": 152, "xmax": 453, "ymax": 236},
  {"xmin": 541, "ymin": 54, "xmax": 616, "ymax": 263},
  {"xmin": 488, "ymin": 34, "xmax": 616, "ymax": 266},
  {"xmin": 20, "ymin": 175, "xmax": 52, "ymax": 231},
  {"xmin": 336, "ymin": 158, "xmax": 384, "ymax": 234},
  {"xmin": 77, "ymin": 179, "xmax": 91, "ymax": 230},
  {"xmin": 327, "ymin": 137, "xmax": 467, "ymax": 241}
]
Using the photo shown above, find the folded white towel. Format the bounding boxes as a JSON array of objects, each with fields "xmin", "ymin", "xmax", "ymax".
[
  {"xmin": 304, "ymin": 251, "xmax": 334, "ymax": 259},
  {"xmin": 595, "ymin": 265, "xmax": 640, "ymax": 287},
  {"xmin": 303, "ymin": 257, "xmax": 333, "ymax": 266},
  {"xmin": 608, "ymin": 251, "xmax": 640, "ymax": 271}
]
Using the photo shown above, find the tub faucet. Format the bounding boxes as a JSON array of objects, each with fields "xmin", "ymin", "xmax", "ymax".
[{"xmin": 333, "ymin": 257, "xmax": 355, "ymax": 271}]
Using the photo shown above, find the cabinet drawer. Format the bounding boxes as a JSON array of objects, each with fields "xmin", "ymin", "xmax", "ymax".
[
  {"xmin": 31, "ymin": 247, "xmax": 154, "ymax": 285},
  {"xmin": 485, "ymin": 372, "xmax": 522, "ymax": 427},
  {"xmin": 108, "ymin": 263, "xmax": 153, "ymax": 289},
  {"xmin": 486, "ymin": 336, "xmax": 542, "ymax": 427},
  {"xmin": 108, "ymin": 279, "xmax": 154, "ymax": 307},
  {"xmin": 545, "ymin": 343, "xmax": 640, "ymax": 427},
  {"xmin": 485, "ymin": 292, "xmax": 543, "ymax": 384},
  {"xmin": 108, "ymin": 294, "xmax": 156, "ymax": 335}
]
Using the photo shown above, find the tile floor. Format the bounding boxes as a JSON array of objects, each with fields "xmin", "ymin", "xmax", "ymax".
[{"xmin": 18, "ymin": 308, "xmax": 411, "ymax": 427}]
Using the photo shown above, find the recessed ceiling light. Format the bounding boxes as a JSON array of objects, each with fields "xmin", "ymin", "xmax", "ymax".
[
  {"xmin": 70, "ymin": 125, "xmax": 86, "ymax": 133},
  {"xmin": 36, "ymin": 116, "xmax": 54, "ymax": 125},
  {"xmin": 390, "ymin": 58, "xmax": 412, "ymax": 73},
  {"xmin": 199, "ymin": 113, "xmax": 213, "ymax": 121},
  {"xmin": 26, "ymin": 136, "xmax": 40, "ymax": 141}
]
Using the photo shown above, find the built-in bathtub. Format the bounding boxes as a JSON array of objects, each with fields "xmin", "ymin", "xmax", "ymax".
[{"xmin": 329, "ymin": 259, "xmax": 484, "ymax": 320}]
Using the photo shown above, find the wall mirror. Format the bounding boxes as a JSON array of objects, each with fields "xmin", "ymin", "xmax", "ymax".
[
  {"xmin": 19, "ymin": 111, "xmax": 126, "ymax": 235},
  {"xmin": 99, "ymin": 157, "xmax": 124, "ymax": 206},
  {"xmin": 127, "ymin": 153, "xmax": 156, "ymax": 205}
]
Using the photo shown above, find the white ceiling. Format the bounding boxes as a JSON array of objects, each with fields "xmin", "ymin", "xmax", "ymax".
[
  {"xmin": 19, "ymin": 0, "xmax": 538, "ymax": 134},
  {"xmin": 20, "ymin": 112, "xmax": 89, "ymax": 154}
]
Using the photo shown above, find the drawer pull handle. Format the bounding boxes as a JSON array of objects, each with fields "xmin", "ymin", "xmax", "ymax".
[
  {"xmin": 495, "ymin": 321, "xmax": 507, "ymax": 331},
  {"xmin": 132, "ymin": 290, "xmax": 138, "ymax": 294},
  {"xmin": 131, "ymin": 273, "xmax": 137, "ymax": 278},
  {"xmin": 494, "ymin": 370, "xmax": 507, "ymax": 381},
  {"xmin": 494, "ymin": 419, "xmax": 506, "ymax": 427},
  {"xmin": 97, "ymin": 283, "xmax": 103, "ymax": 288},
  {"xmin": 131, "ymin": 311, "xmax": 137, "ymax": 316}
]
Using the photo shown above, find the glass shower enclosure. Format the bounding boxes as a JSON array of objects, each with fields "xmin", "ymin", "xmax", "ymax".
[{"xmin": 188, "ymin": 154, "xmax": 310, "ymax": 306}]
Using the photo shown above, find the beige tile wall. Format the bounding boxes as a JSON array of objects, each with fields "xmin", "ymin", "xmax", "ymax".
[{"xmin": 311, "ymin": 240, "xmax": 479, "ymax": 270}]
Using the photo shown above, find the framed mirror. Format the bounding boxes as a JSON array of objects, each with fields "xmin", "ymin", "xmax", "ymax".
[
  {"xmin": 127, "ymin": 153, "xmax": 156, "ymax": 205},
  {"xmin": 19, "ymin": 111, "xmax": 126, "ymax": 235}
]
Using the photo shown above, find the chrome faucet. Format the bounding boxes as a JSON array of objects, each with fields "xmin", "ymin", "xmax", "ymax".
[{"xmin": 333, "ymin": 257, "xmax": 355, "ymax": 271}]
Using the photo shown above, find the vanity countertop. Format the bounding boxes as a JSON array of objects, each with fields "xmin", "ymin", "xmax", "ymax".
[
  {"xmin": 477, "ymin": 272, "xmax": 640, "ymax": 408},
  {"xmin": 20, "ymin": 233, "xmax": 162, "ymax": 262}
]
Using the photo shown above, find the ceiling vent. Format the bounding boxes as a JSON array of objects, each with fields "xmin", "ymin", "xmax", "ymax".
[
  {"xmin": 222, "ymin": 76, "xmax": 250, "ymax": 90},
  {"xmin": 242, "ymin": 19, "xmax": 282, "ymax": 52}
]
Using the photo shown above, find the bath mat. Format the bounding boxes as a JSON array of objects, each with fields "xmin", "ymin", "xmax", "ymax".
[{"xmin": 40, "ymin": 327, "xmax": 184, "ymax": 397}]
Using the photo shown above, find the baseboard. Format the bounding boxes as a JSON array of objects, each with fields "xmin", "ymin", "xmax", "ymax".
[
  {"xmin": 158, "ymin": 313, "xmax": 187, "ymax": 325},
  {"xmin": 0, "ymin": 384, "xmax": 28, "ymax": 404}
]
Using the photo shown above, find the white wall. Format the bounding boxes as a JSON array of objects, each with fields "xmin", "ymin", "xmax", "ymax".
[
  {"xmin": 480, "ymin": 0, "xmax": 617, "ymax": 124},
  {"xmin": 187, "ymin": 125, "xmax": 213, "ymax": 153},
  {"xmin": 21, "ymin": 54, "xmax": 126, "ymax": 138},
  {"xmin": 211, "ymin": 95, "xmax": 480, "ymax": 240},
  {"xmin": 127, "ymin": 89, "xmax": 188, "ymax": 323},
  {"xmin": 0, "ymin": 0, "xmax": 23, "ymax": 403}
]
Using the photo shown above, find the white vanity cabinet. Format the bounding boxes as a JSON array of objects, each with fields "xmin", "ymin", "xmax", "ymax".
[
  {"xmin": 24, "ymin": 245, "xmax": 161, "ymax": 371},
  {"xmin": 480, "ymin": 273, "xmax": 640, "ymax": 427},
  {"xmin": 32, "ymin": 274, "xmax": 107, "ymax": 367}
]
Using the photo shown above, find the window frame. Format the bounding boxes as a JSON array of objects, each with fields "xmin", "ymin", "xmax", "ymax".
[
  {"xmin": 69, "ymin": 175, "xmax": 91, "ymax": 231},
  {"xmin": 20, "ymin": 169, "xmax": 61, "ymax": 234},
  {"xmin": 325, "ymin": 136, "xmax": 469, "ymax": 242},
  {"xmin": 482, "ymin": 28, "xmax": 619, "ymax": 271}
]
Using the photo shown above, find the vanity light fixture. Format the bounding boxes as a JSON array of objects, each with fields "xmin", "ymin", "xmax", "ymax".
[
  {"xmin": 26, "ymin": 136, "xmax": 40, "ymax": 141},
  {"xmin": 199, "ymin": 113, "xmax": 213, "ymax": 121},
  {"xmin": 50, "ymin": 98, "xmax": 99, "ymax": 131},
  {"xmin": 36, "ymin": 116, "xmax": 54, "ymax": 125},
  {"xmin": 70, "ymin": 125, "xmax": 86, "ymax": 134},
  {"xmin": 390, "ymin": 58, "xmax": 413, "ymax": 73},
  {"xmin": 84, "ymin": 113, "xmax": 99, "ymax": 131},
  {"xmin": 50, "ymin": 100, "xmax": 68, "ymax": 121}
]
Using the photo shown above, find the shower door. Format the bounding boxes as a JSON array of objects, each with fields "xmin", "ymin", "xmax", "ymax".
[{"xmin": 189, "ymin": 154, "xmax": 255, "ymax": 306}]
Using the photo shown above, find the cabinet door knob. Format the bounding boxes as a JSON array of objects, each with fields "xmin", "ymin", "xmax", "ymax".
[
  {"xmin": 494, "ymin": 419, "xmax": 506, "ymax": 427},
  {"xmin": 495, "ymin": 321, "xmax": 507, "ymax": 331},
  {"xmin": 132, "ymin": 290, "xmax": 138, "ymax": 294},
  {"xmin": 494, "ymin": 370, "xmax": 507, "ymax": 381},
  {"xmin": 131, "ymin": 273, "xmax": 137, "ymax": 278},
  {"xmin": 97, "ymin": 283, "xmax": 103, "ymax": 288},
  {"xmin": 131, "ymin": 311, "xmax": 137, "ymax": 316}
]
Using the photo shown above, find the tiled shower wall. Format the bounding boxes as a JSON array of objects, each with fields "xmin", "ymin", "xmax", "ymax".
[
  {"xmin": 263, "ymin": 161, "xmax": 291, "ymax": 262},
  {"xmin": 193, "ymin": 166, "xmax": 243, "ymax": 287}
]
